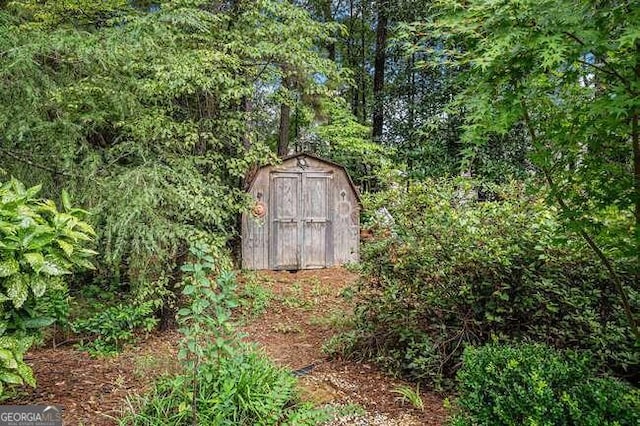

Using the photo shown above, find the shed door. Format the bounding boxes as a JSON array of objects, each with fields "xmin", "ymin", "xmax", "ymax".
[
  {"xmin": 302, "ymin": 173, "xmax": 331, "ymax": 269},
  {"xmin": 270, "ymin": 172, "xmax": 332, "ymax": 270}
]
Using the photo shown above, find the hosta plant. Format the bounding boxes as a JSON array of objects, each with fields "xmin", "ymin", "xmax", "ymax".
[{"xmin": 0, "ymin": 178, "xmax": 96, "ymax": 394}]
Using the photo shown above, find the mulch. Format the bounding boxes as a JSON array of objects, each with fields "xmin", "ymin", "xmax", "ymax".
[
  {"xmin": 12, "ymin": 332, "xmax": 181, "ymax": 425},
  {"xmin": 239, "ymin": 268, "xmax": 447, "ymax": 425}
]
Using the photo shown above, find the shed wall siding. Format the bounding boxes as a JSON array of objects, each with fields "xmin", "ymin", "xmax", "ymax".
[
  {"xmin": 332, "ymin": 170, "xmax": 359, "ymax": 264},
  {"xmin": 242, "ymin": 171, "xmax": 270, "ymax": 269}
]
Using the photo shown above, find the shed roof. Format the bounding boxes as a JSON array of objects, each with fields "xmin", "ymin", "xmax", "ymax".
[{"xmin": 247, "ymin": 152, "xmax": 361, "ymax": 203}]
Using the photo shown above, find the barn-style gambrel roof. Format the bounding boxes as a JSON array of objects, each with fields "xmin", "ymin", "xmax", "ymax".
[{"xmin": 246, "ymin": 152, "xmax": 361, "ymax": 204}]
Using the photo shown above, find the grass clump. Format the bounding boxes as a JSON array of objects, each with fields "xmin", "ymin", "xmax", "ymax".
[
  {"xmin": 239, "ymin": 273, "xmax": 275, "ymax": 318},
  {"xmin": 121, "ymin": 349, "xmax": 327, "ymax": 425}
]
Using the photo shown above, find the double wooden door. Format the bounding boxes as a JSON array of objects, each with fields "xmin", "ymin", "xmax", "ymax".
[{"xmin": 270, "ymin": 172, "xmax": 332, "ymax": 270}]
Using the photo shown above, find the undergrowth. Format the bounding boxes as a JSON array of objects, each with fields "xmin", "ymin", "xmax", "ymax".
[
  {"xmin": 120, "ymin": 243, "xmax": 326, "ymax": 425},
  {"xmin": 339, "ymin": 180, "xmax": 639, "ymax": 388},
  {"xmin": 450, "ymin": 343, "xmax": 640, "ymax": 425}
]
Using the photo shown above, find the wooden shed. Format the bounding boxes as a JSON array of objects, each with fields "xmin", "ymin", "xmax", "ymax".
[{"xmin": 242, "ymin": 153, "xmax": 360, "ymax": 270}]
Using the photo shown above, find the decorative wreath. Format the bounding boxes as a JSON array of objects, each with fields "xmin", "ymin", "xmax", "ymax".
[{"xmin": 251, "ymin": 201, "xmax": 266, "ymax": 218}]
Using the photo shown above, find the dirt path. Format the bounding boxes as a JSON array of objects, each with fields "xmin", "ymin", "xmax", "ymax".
[
  {"xmin": 239, "ymin": 268, "xmax": 446, "ymax": 425},
  {"xmin": 10, "ymin": 268, "xmax": 446, "ymax": 425}
]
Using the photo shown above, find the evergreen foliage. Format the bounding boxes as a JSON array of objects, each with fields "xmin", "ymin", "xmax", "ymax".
[
  {"xmin": 0, "ymin": 0, "xmax": 341, "ymax": 307},
  {"xmin": 452, "ymin": 343, "xmax": 640, "ymax": 425}
]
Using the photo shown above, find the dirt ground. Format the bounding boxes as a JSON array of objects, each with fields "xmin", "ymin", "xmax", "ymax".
[
  {"xmin": 239, "ymin": 268, "xmax": 446, "ymax": 425},
  {"xmin": 10, "ymin": 268, "xmax": 446, "ymax": 425},
  {"xmin": 12, "ymin": 332, "xmax": 182, "ymax": 425}
]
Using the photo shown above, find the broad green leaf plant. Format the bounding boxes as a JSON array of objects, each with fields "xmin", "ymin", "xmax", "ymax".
[{"xmin": 0, "ymin": 178, "xmax": 96, "ymax": 395}]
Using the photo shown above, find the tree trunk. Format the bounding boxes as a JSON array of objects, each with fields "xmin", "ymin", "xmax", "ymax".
[
  {"xmin": 634, "ymin": 45, "xmax": 640, "ymax": 237},
  {"xmin": 373, "ymin": 0, "xmax": 388, "ymax": 140},
  {"xmin": 278, "ymin": 102, "xmax": 291, "ymax": 157},
  {"xmin": 633, "ymin": 111, "xmax": 639, "ymax": 229},
  {"xmin": 323, "ymin": 0, "xmax": 335, "ymax": 61},
  {"xmin": 408, "ymin": 52, "xmax": 415, "ymax": 131},
  {"xmin": 348, "ymin": 0, "xmax": 358, "ymax": 118},
  {"xmin": 359, "ymin": 1, "xmax": 367, "ymax": 123}
]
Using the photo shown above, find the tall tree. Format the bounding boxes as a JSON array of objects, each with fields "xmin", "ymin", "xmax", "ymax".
[
  {"xmin": 0, "ymin": 0, "xmax": 341, "ymax": 305},
  {"xmin": 278, "ymin": 76, "xmax": 293, "ymax": 157},
  {"xmin": 372, "ymin": 0, "xmax": 388, "ymax": 140}
]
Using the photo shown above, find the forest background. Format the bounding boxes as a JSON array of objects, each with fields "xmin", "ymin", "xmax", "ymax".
[{"xmin": 0, "ymin": 0, "xmax": 639, "ymax": 424}]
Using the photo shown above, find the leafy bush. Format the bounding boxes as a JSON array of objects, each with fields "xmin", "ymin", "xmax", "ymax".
[
  {"xmin": 0, "ymin": 336, "xmax": 35, "ymax": 396},
  {"xmin": 22, "ymin": 280, "xmax": 71, "ymax": 347},
  {"xmin": 451, "ymin": 343, "xmax": 640, "ymax": 426},
  {"xmin": 121, "ymin": 243, "xmax": 324, "ymax": 425},
  {"xmin": 313, "ymin": 98, "xmax": 394, "ymax": 191},
  {"xmin": 176, "ymin": 243, "xmax": 240, "ymax": 371},
  {"xmin": 347, "ymin": 179, "xmax": 638, "ymax": 387},
  {"xmin": 0, "ymin": 179, "xmax": 95, "ymax": 330},
  {"xmin": 0, "ymin": 178, "xmax": 95, "ymax": 394},
  {"xmin": 94, "ymin": 161, "xmax": 242, "ymax": 309},
  {"xmin": 72, "ymin": 302, "xmax": 158, "ymax": 356}
]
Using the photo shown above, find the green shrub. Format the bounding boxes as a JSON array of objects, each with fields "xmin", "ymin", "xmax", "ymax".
[
  {"xmin": 0, "ymin": 336, "xmax": 35, "ymax": 396},
  {"xmin": 26, "ymin": 280, "xmax": 71, "ymax": 347},
  {"xmin": 72, "ymin": 302, "xmax": 158, "ymax": 356},
  {"xmin": 0, "ymin": 178, "xmax": 95, "ymax": 394},
  {"xmin": 451, "ymin": 343, "xmax": 640, "ymax": 426},
  {"xmin": 0, "ymin": 179, "xmax": 95, "ymax": 330},
  {"xmin": 347, "ymin": 179, "xmax": 638, "ymax": 386}
]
